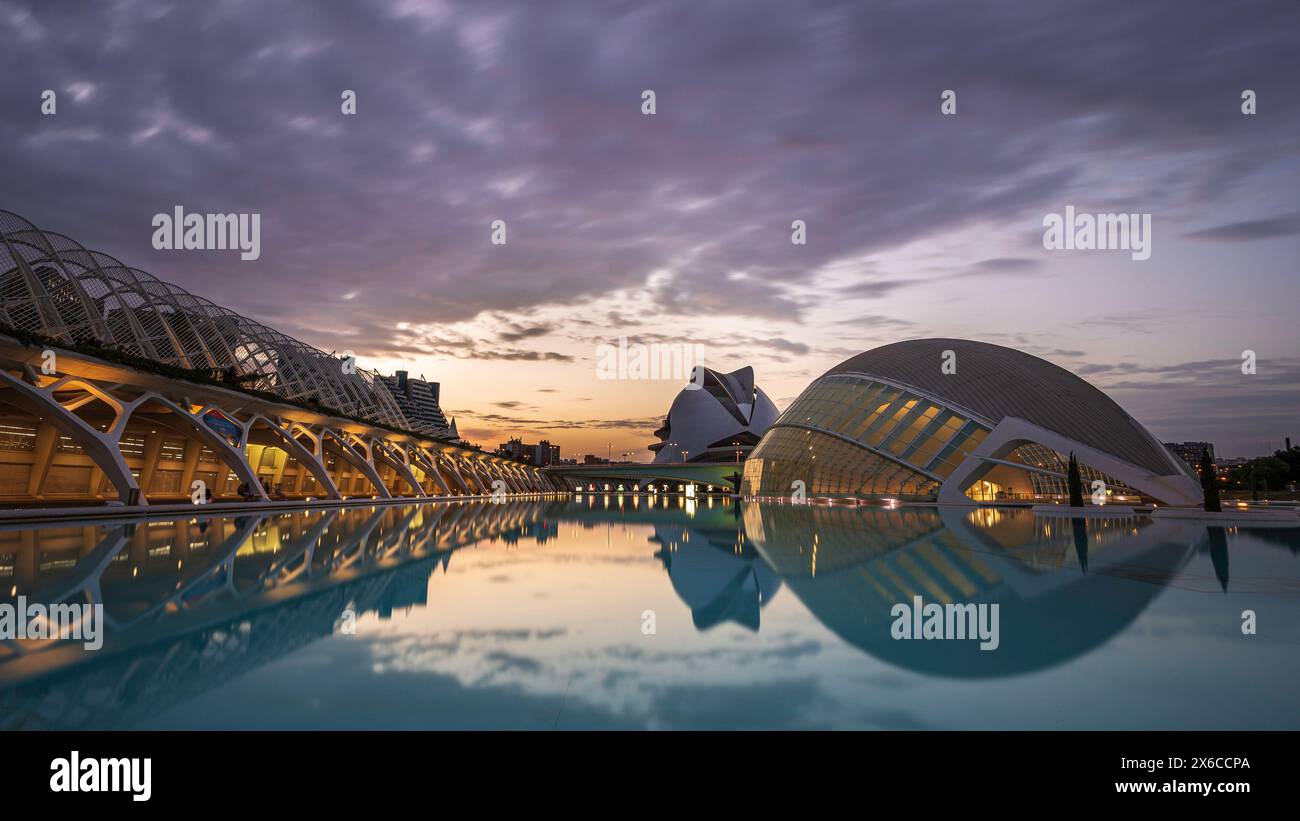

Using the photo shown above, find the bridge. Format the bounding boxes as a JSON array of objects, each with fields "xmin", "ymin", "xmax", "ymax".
[{"xmin": 545, "ymin": 461, "xmax": 744, "ymax": 493}]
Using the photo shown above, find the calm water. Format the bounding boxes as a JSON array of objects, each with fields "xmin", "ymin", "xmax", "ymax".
[{"xmin": 2, "ymin": 497, "xmax": 1298, "ymax": 730}]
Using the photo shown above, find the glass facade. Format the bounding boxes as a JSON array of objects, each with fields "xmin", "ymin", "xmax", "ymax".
[
  {"xmin": 1008, "ymin": 443, "xmax": 1139, "ymax": 498},
  {"xmin": 743, "ymin": 374, "xmax": 1147, "ymax": 502},
  {"xmin": 743, "ymin": 375, "xmax": 989, "ymax": 500}
]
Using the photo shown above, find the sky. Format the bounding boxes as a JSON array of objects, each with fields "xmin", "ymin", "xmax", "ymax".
[{"xmin": 2, "ymin": 0, "xmax": 1297, "ymax": 458}]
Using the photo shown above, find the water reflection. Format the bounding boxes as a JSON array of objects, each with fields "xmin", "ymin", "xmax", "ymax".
[
  {"xmin": 1, "ymin": 498, "xmax": 1297, "ymax": 729},
  {"xmin": 652, "ymin": 522, "xmax": 781, "ymax": 632},
  {"xmin": 0, "ymin": 501, "xmax": 558, "ymax": 728},
  {"xmin": 744, "ymin": 505, "xmax": 1203, "ymax": 677}
]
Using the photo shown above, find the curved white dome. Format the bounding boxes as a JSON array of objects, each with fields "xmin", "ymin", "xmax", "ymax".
[
  {"xmin": 650, "ymin": 366, "xmax": 780, "ymax": 464},
  {"xmin": 744, "ymin": 339, "xmax": 1203, "ymax": 506}
]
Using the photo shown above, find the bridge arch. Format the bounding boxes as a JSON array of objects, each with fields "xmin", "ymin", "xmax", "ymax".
[{"xmin": 0, "ymin": 369, "xmax": 139, "ymax": 504}]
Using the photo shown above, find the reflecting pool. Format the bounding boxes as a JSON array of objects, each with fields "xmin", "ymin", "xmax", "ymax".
[{"xmin": 2, "ymin": 496, "xmax": 1298, "ymax": 729}]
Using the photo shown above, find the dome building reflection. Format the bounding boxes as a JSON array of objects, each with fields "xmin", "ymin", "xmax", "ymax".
[
  {"xmin": 652, "ymin": 523, "xmax": 781, "ymax": 631},
  {"xmin": 742, "ymin": 502, "xmax": 1207, "ymax": 677}
]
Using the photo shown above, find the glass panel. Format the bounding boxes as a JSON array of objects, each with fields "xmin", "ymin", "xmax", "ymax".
[
  {"xmin": 886, "ymin": 403, "xmax": 938, "ymax": 454},
  {"xmin": 901, "ymin": 409, "xmax": 957, "ymax": 466},
  {"xmin": 743, "ymin": 426, "xmax": 937, "ymax": 500},
  {"xmin": 864, "ymin": 396, "xmax": 916, "ymax": 447}
]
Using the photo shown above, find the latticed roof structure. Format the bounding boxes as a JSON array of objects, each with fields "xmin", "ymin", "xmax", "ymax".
[
  {"xmin": 827, "ymin": 338, "xmax": 1187, "ymax": 476},
  {"xmin": 0, "ymin": 209, "xmax": 407, "ymax": 428},
  {"xmin": 744, "ymin": 338, "xmax": 1203, "ymax": 505}
]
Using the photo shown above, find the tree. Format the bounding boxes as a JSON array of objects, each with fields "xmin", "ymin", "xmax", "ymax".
[
  {"xmin": 1200, "ymin": 448, "xmax": 1221, "ymax": 512},
  {"xmin": 1067, "ymin": 451, "xmax": 1084, "ymax": 507},
  {"xmin": 1274, "ymin": 444, "xmax": 1300, "ymax": 483},
  {"xmin": 1227, "ymin": 455, "xmax": 1291, "ymax": 493}
]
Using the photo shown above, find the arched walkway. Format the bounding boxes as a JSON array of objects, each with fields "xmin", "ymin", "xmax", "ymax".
[
  {"xmin": 0, "ymin": 370, "xmax": 139, "ymax": 504},
  {"xmin": 322, "ymin": 428, "xmax": 391, "ymax": 499},
  {"xmin": 249, "ymin": 415, "xmax": 342, "ymax": 500},
  {"xmin": 121, "ymin": 394, "xmax": 265, "ymax": 502}
]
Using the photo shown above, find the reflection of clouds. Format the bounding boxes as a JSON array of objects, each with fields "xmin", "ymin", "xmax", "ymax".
[
  {"xmin": 132, "ymin": 505, "xmax": 1300, "ymax": 729},
  {"xmin": 359, "ymin": 618, "xmax": 835, "ymax": 724},
  {"xmin": 368, "ymin": 628, "xmax": 571, "ymax": 679},
  {"xmin": 146, "ymin": 638, "xmax": 637, "ymax": 730},
  {"xmin": 144, "ymin": 628, "xmax": 898, "ymax": 729},
  {"xmin": 602, "ymin": 670, "xmax": 637, "ymax": 689},
  {"xmin": 646, "ymin": 680, "xmax": 823, "ymax": 730},
  {"xmin": 848, "ymin": 707, "xmax": 932, "ymax": 731},
  {"xmin": 852, "ymin": 672, "xmax": 915, "ymax": 691},
  {"xmin": 483, "ymin": 650, "xmax": 543, "ymax": 676},
  {"xmin": 599, "ymin": 640, "xmax": 822, "ymax": 667},
  {"xmin": 341, "ymin": 517, "xmax": 856, "ymax": 726}
]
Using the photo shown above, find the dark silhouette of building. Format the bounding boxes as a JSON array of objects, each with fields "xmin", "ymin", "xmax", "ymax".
[
  {"xmin": 377, "ymin": 371, "xmax": 457, "ymax": 440},
  {"xmin": 1164, "ymin": 441, "xmax": 1216, "ymax": 471},
  {"xmin": 498, "ymin": 436, "xmax": 560, "ymax": 466}
]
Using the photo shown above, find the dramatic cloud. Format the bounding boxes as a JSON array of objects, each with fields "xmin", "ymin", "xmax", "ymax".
[
  {"xmin": 1081, "ymin": 356, "xmax": 1300, "ymax": 453},
  {"xmin": 1185, "ymin": 213, "xmax": 1300, "ymax": 241},
  {"xmin": 495, "ymin": 321, "xmax": 556, "ymax": 343},
  {"xmin": 2, "ymin": 0, "xmax": 1296, "ymax": 455}
]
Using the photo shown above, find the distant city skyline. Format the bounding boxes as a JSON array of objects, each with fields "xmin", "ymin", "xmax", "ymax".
[{"xmin": 4, "ymin": 0, "xmax": 1297, "ymax": 458}]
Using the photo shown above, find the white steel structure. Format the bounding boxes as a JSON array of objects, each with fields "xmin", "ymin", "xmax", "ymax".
[
  {"xmin": 0, "ymin": 209, "xmax": 407, "ymax": 426},
  {"xmin": 0, "ymin": 210, "xmax": 557, "ymax": 506}
]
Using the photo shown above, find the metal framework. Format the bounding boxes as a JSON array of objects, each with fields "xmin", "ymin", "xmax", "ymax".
[
  {"xmin": 0, "ymin": 209, "xmax": 562, "ymax": 505},
  {"xmin": 743, "ymin": 339, "xmax": 1203, "ymax": 506},
  {"xmin": 0, "ymin": 209, "xmax": 406, "ymax": 427}
]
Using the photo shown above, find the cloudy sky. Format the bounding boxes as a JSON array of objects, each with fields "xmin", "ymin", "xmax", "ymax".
[{"xmin": 2, "ymin": 0, "xmax": 1297, "ymax": 458}]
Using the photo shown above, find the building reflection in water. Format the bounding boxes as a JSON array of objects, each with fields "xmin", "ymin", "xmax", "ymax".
[
  {"xmin": 742, "ymin": 503, "xmax": 1210, "ymax": 678},
  {"xmin": 0, "ymin": 500, "xmax": 563, "ymax": 728},
  {"xmin": 652, "ymin": 522, "xmax": 781, "ymax": 632},
  {"xmin": 1, "ymin": 498, "xmax": 1289, "ymax": 728}
]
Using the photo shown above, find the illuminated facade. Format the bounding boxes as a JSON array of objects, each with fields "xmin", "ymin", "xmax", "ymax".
[
  {"xmin": 0, "ymin": 209, "xmax": 556, "ymax": 505},
  {"xmin": 742, "ymin": 339, "xmax": 1203, "ymax": 506}
]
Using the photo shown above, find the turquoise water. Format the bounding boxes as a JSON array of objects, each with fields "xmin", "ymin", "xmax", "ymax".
[{"xmin": 2, "ymin": 497, "xmax": 1297, "ymax": 730}]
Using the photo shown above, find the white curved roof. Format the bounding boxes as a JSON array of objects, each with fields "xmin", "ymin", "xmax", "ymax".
[
  {"xmin": 0, "ymin": 209, "xmax": 407, "ymax": 427},
  {"xmin": 651, "ymin": 366, "xmax": 780, "ymax": 464}
]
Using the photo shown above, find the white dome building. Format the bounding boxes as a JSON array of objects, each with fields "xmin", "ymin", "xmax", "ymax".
[
  {"xmin": 742, "ymin": 339, "xmax": 1203, "ymax": 506},
  {"xmin": 649, "ymin": 366, "xmax": 780, "ymax": 464}
]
